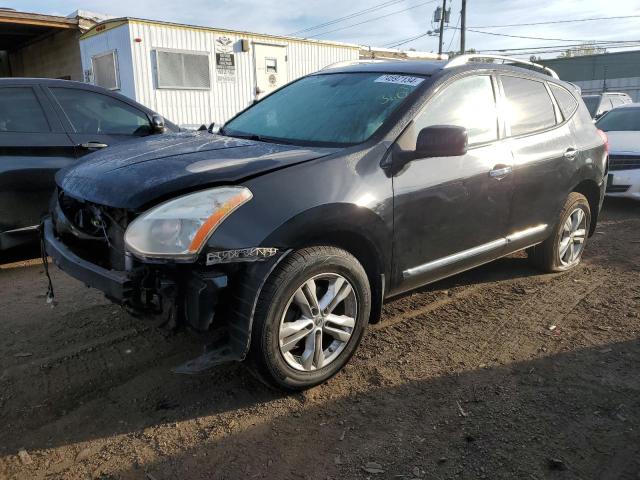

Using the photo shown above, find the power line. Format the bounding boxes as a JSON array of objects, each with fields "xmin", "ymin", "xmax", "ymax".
[
  {"xmin": 307, "ymin": 0, "xmax": 438, "ymax": 38},
  {"xmin": 478, "ymin": 40, "xmax": 640, "ymax": 53},
  {"xmin": 466, "ymin": 28, "xmax": 600, "ymax": 42},
  {"xmin": 479, "ymin": 43, "xmax": 640, "ymax": 57},
  {"xmin": 468, "ymin": 14, "xmax": 640, "ymax": 29},
  {"xmin": 385, "ymin": 31, "xmax": 432, "ymax": 48},
  {"xmin": 446, "ymin": 14, "xmax": 461, "ymax": 52},
  {"xmin": 384, "ymin": 14, "xmax": 640, "ymax": 49},
  {"xmin": 287, "ymin": 0, "xmax": 406, "ymax": 36}
]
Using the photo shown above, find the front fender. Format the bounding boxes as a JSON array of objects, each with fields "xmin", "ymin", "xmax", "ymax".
[{"xmin": 204, "ymin": 148, "xmax": 394, "ymax": 276}]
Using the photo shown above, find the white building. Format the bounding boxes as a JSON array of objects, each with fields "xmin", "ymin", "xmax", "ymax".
[{"xmin": 79, "ymin": 18, "xmax": 360, "ymax": 127}]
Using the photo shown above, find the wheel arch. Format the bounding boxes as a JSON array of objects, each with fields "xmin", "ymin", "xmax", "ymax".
[
  {"xmin": 262, "ymin": 203, "xmax": 392, "ymax": 324},
  {"xmin": 572, "ymin": 178, "xmax": 602, "ymax": 236}
]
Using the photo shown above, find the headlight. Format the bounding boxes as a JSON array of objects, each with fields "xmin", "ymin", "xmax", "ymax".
[{"xmin": 124, "ymin": 186, "xmax": 252, "ymax": 260}]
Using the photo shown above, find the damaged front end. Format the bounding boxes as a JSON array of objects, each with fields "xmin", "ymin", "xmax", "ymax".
[{"xmin": 43, "ymin": 188, "xmax": 284, "ymax": 369}]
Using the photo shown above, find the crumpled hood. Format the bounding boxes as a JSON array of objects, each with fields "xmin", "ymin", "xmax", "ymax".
[
  {"xmin": 605, "ymin": 131, "xmax": 640, "ymax": 155},
  {"xmin": 57, "ymin": 131, "xmax": 335, "ymax": 210}
]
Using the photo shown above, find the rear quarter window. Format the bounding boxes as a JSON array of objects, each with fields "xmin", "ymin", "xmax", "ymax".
[
  {"xmin": 550, "ymin": 83, "xmax": 578, "ymax": 120},
  {"xmin": 501, "ymin": 75, "xmax": 556, "ymax": 137}
]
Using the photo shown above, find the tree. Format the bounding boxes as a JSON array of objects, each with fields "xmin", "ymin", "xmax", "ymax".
[
  {"xmin": 445, "ymin": 47, "xmax": 476, "ymax": 59},
  {"xmin": 559, "ymin": 42, "xmax": 607, "ymax": 58}
]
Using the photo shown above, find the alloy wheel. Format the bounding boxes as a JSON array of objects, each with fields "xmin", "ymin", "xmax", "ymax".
[
  {"xmin": 558, "ymin": 207, "xmax": 587, "ymax": 266},
  {"xmin": 278, "ymin": 273, "xmax": 358, "ymax": 371}
]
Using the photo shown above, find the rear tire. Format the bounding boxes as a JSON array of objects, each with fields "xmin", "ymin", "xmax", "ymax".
[
  {"xmin": 249, "ymin": 246, "xmax": 371, "ymax": 390},
  {"xmin": 528, "ymin": 192, "xmax": 591, "ymax": 273}
]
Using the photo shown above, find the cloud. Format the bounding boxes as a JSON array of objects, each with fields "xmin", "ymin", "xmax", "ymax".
[{"xmin": 9, "ymin": 0, "xmax": 640, "ymax": 56}]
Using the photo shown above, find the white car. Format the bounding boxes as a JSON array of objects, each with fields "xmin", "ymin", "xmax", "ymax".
[{"xmin": 596, "ymin": 103, "xmax": 640, "ymax": 200}]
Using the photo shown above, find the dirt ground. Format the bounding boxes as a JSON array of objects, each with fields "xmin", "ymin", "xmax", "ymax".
[{"xmin": 0, "ymin": 198, "xmax": 639, "ymax": 480}]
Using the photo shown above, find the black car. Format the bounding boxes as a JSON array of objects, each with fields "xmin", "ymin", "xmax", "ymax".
[
  {"xmin": 43, "ymin": 57, "xmax": 607, "ymax": 390},
  {"xmin": 0, "ymin": 78, "xmax": 178, "ymax": 252}
]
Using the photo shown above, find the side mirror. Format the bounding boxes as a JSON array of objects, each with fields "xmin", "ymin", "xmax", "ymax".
[
  {"xmin": 415, "ymin": 125, "xmax": 468, "ymax": 158},
  {"xmin": 151, "ymin": 114, "xmax": 166, "ymax": 133}
]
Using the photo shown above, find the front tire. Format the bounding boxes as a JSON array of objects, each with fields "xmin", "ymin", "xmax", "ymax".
[
  {"xmin": 250, "ymin": 246, "xmax": 371, "ymax": 390},
  {"xmin": 528, "ymin": 192, "xmax": 591, "ymax": 273}
]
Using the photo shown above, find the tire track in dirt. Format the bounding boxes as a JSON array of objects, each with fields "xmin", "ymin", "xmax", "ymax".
[{"xmin": 0, "ymin": 325, "xmax": 204, "ymax": 452}]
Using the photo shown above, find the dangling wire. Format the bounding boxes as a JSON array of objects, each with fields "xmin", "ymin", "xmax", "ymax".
[{"xmin": 40, "ymin": 224, "xmax": 56, "ymax": 307}]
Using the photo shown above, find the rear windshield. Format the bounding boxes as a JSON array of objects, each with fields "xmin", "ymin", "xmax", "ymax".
[
  {"xmin": 596, "ymin": 108, "xmax": 640, "ymax": 132},
  {"xmin": 223, "ymin": 72, "xmax": 426, "ymax": 146},
  {"xmin": 582, "ymin": 96, "xmax": 600, "ymax": 117}
]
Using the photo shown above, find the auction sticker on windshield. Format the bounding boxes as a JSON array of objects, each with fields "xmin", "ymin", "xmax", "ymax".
[{"xmin": 374, "ymin": 75, "xmax": 424, "ymax": 86}]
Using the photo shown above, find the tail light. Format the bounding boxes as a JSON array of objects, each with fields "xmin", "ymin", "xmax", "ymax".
[{"xmin": 597, "ymin": 129, "xmax": 609, "ymax": 153}]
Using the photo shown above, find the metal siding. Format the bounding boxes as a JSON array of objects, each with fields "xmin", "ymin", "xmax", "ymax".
[
  {"xmin": 541, "ymin": 51, "xmax": 640, "ymax": 82},
  {"xmin": 84, "ymin": 21, "xmax": 359, "ymax": 127},
  {"xmin": 573, "ymin": 77, "xmax": 640, "ymax": 102},
  {"xmin": 80, "ymin": 24, "xmax": 136, "ymax": 98}
]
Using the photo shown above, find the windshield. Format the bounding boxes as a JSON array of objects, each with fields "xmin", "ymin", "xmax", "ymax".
[
  {"xmin": 596, "ymin": 108, "xmax": 640, "ymax": 131},
  {"xmin": 582, "ymin": 96, "xmax": 600, "ymax": 117},
  {"xmin": 222, "ymin": 72, "xmax": 426, "ymax": 146}
]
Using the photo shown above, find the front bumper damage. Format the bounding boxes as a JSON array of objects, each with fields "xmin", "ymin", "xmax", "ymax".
[
  {"xmin": 44, "ymin": 217, "xmax": 133, "ymax": 301},
  {"xmin": 42, "ymin": 202, "xmax": 287, "ymax": 373}
]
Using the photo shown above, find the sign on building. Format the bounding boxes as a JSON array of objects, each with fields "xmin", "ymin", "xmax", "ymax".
[{"xmin": 215, "ymin": 36, "xmax": 236, "ymax": 82}]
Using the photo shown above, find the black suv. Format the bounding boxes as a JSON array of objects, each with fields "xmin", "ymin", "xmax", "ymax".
[
  {"xmin": 43, "ymin": 58, "xmax": 607, "ymax": 389},
  {"xmin": 0, "ymin": 78, "xmax": 177, "ymax": 252}
]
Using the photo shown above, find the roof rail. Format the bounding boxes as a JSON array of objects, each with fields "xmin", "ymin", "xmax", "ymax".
[{"xmin": 444, "ymin": 54, "xmax": 559, "ymax": 79}]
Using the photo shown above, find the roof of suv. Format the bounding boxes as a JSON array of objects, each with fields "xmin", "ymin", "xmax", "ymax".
[
  {"xmin": 320, "ymin": 59, "xmax": 563, "ymax": 83},
  {"xmin": 323, "ymin": 60, "xmax": 447, "ymax": 76}
]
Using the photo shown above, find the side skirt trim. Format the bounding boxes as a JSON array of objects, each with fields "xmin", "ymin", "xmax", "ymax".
[
  {"xmin": 2, "ymin": 224, "xmax": 39, "ymax": 234},
  {"xmin": 402, "ymin": 224, "xmax": 547, "ymax": 279}
]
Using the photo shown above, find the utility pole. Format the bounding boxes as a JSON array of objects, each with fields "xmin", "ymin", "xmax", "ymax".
[
  {"xmin": 460, "ymin": 0, "xmax": 466, "ymax": 54},
  {"xmin": 438, "ymin": 0, "xmax": 447, "ymax": 55}
]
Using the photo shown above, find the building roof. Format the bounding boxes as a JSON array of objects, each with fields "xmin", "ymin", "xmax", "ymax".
[
  {"xmin": 0, "ymin": 9, "xmax": 76, "ymax": 51},
  {"xmin": 81, "ymin": 17, "xmax": 362, "ymax": 49},
  {"xmin": 0, "ymin": 8, "xmax": 105, "ymax": 51}
]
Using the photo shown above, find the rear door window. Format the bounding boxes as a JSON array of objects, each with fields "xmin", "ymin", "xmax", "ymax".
[
  {"xmin": 549, "ymin": 84, "xmax": 578, "ymax": 120},
  {"xmin": 501, "ymin": 76, "xmax": 556, "ymax": 137},
  {"xmin": 50, "ymin": 87, "xmax": 152, "ymax": 136},
  {"xmin": 0, "ymin": 87, "xmax": 50, "ymax": 133}
]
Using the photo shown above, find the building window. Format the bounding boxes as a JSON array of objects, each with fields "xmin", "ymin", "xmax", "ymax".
[
  {"xmin": 155, "ymin": 49, "xmax": 211, "ymax": 89},
  {"xmin": 92, "ymin": 51, "xmax": 120, "ymax": 90},
  {"xmin": 265, "ymin": 58, "xmax": 277, "ymax": 73}
]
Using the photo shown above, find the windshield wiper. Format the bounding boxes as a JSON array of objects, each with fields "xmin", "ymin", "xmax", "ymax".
[{"xmin": 222, "ymin": 131, "xmax": 296, "ymax": 145}]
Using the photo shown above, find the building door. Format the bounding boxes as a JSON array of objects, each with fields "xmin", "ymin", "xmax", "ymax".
[{"xmin": 253, "ymin": 44, "xmax": 287, "ymax": 100}]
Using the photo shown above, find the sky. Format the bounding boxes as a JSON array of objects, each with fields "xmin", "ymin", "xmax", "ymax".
[{"xmin": 3, "ymin": 0, "xmax": 640, "ymax": 58}]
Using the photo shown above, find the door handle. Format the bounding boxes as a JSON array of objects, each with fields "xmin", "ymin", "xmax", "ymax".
[
  {"xmin": 79, "ymin": 142, "xmax": 108, "ymax": 150},
  {"xmin": 564, "ymin": 148, "xmax": 578, "ymax": 160},
  {"xmin": 489, "ymin": 165, "xmax": 513, "ymax": 179}
]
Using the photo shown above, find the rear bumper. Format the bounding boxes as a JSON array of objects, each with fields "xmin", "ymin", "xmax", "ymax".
[{"xmin": 42, "ymin": 217, "xmax": 134, "ymax": 302}]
